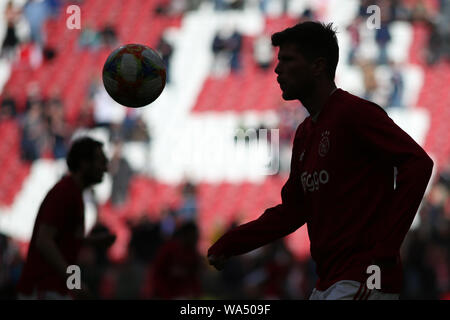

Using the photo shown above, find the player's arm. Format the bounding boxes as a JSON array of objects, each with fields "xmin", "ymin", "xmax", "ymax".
[
  {"xmin": 208, "ymin": 130, "xmax": 307, "ymax": 269},
  {"xmin": 349, "ymin": 102, "xmax": 433, "ymax": 260},
  {"xmin": 35, "ymin": 223, "xmax": 71, "ymax": 279},
  {"xmin": 36, "ymin": 223, "xmax": 95, "ymax": 299},
  {"xmin": 83, "ymin": 231, "xmax": 116, "ymax": 248}
]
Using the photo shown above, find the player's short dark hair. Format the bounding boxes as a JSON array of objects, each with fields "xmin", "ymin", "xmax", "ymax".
[
  {"xmin": 66, "ymin": 137, "xmax": 103, "ymax": 173},
  {"xmin": 271, "ymin": 21, "xmax": 339, "ymax": 80}
]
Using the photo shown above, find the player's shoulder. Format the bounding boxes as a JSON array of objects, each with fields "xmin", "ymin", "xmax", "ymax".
[
  {"xmin": 293, "ymin": 117, "xmax": 309, "ymax": 140},
  {"xmin": 336, "ymin": 89, "xmax": 388, "ymax": 118},
  {"xmin": 46, "ymin": 175, "xmax": 79, "ymax": 201}
]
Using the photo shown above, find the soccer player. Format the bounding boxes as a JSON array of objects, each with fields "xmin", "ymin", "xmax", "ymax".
[
  {"xmin": 207, "ymin": 22, "xmax": 434, "ymax": 300},
  {"xmin": 17, "ymin": 137, "xmax": 116, "ymax": 300}
]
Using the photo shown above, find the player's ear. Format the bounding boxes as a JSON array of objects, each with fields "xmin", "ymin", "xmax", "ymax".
[
  {"xmin": 311, "ymin": 57, "xmax": 327, "ymax": 77},
  {"xmin": 79, "ymin": 158, "xmax": 90, "ymax": 172}
]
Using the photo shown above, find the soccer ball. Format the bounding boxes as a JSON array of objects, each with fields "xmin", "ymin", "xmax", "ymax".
[{"xmin": 102, "ymin": 44, "xmax": 166, "ymax": 108}]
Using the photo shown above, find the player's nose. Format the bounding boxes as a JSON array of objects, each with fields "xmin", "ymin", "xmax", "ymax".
[
  {"xmin": 274, "ymin": 64, "xmax": 281, "ymax": 75},
  {"xmin": 103, "ymin": 159, "xmax": 109, "ymax": 172}
]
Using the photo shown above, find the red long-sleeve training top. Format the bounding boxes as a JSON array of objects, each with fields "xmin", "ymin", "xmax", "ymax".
[{"xmin": 208, "ymin": 89, "xmax": 434, "ymax": 293}]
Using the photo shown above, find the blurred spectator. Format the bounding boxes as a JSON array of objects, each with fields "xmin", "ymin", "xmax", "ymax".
[
  {"xmin": 0, "ymin": 89, "xmax": 18, "ymax": 120},
  {"xmin": 45, "ymin": 87, "xmax": 63, "ymax": 110},
  {"xmin": 438, "ymin": 162, "xmax": 450, "ymax": 190},
  {"xmin": 388, "ymin": 0, "xmax": 410, "ymax": 21},
  {"xmin": 178, "ymin": 181, "xmax": 198, "ymax": 221},
  {"xmin": 122, "ymin": 113, "xmax": 151, "ymax": 143},
  {"xmin": 358, "ymin": 0, "xmax": 373, "ymax": 18},
  {"xmin": 20, "ymin": 101, "xmax": 48, "ymax": 162},
  {"xmin": 211, "ymin": 25, "xmax": 242, "ymax": 76},
  {"xmin": 227, "ymin": 29, "xmax": 243, "ymax": 72},
  {"xmin": 77, "ymin": 246, "xmax": 105, "ymax": 299},
  {"xmin": 25, "ymin": 82, "xmax": 43, "ymax": 113},
  {"xmin": 157, "ymin": 33, "xmax": 174, "ymax": 83},
  {"xmin": 387, "ymin": 61, "xmax": 405, "ymax": 108},
  {"xmin": 410, "ymin": 0, "xmax": 431, "ymax": 22},
  {"xmin": 0, "ymin": 234, "xmax": 23, "ymax": 299},
  {"xmin": 258, "ymin": 0, "xmax": 290, "ymax": 14},
  {"xmin": 46, "ymin": 94, "xmax": 69, "ymax": 159},
  {"xmin": 92, "ymin": 79, "xmax": 127, "ymax": 129},
  {"xmin": 285, "ymin": 260, "xmax": 310, "ymax": 299},
  {"xmin": 359, "ymin": 59, "xmax": 377, "ymax": 101},
  {"xmin": 258, "ymin": 0, "xmax": 269, "ymax": 14},
  {"xmin": 213, "ymin": 0, "xmax": 227, "ymax": 11},
  {"xmin": 100, "ymin": 23, "xmax": 118, "ymax": 48},
  {"xmin": 160, "ymin": 207, "xmax": 178, "ymax": 239},
  {"xmin": 79, "ymin": 22, "xmax": 101, "ymax": 51},
  {"xmin": 1, "ymin": 1, "xmax": 21, "ymax": 61},
  {"xmin": 426, "ymin": 17, "xmax": 449, "ymax": 65},
  {"xmin": 78, "ymin": 223, "xmax": 119, "ymax": 299},
  {"xmin": 262, "ymin": 241, "xmax": 294, "ymax": 299},
  {"xmin": 186, "ymin": 0, "xmax": 204, "ymax": 11},
  {"xmin": 114, "ymin": 254, "xmax": 146, "ymax": 299},
  {"xmin": 253, "ymin": 33, "xmax": 274, "ymax": 71},
  {"xmin": 42, "ymin": 45, "xmax": 57, "ymax": 63},
  {"xmin": 45, "ymin": 0, "xmax": 63, "ymax": 18},
  {"xmin": 212, "ymin": 28, "xmax": 230, "ymax": 77},
  {"xmin": 35, "ymin": 87, "xmax": 69, "ymax": 159},
  {"xmin": 375, "ymin": 23, "xmax": 391, "ymax": 65},
  {"xmin": 229, "ymin": 0, "xmax": 244, "ymax": 10},
  {"xmin": 218, "ymin": 233, "xmax": 246, "ymax": 297},
  {"xmin": 170, "ymin": 0, "xmax": 188, "ymax": 14},
  {"xmin": 347, "ymin": 18, "xmax": 361, "ymax": 65},
  {"xmin": 109, "ymin": 142, "xmax": 134, "ymax": 206},
  {"xmin": 154, "ymin": 1, "xmax": 169, "ymax": 15},
  {"xmin": 129, "ymin": 216, "xmax": 163, "ymax": 264},
  {"xmin": 402, "ymin": 231, "xmax": 439, "ymax": 299},
  {"xmin": 23, "ymin": 0, "xmax": 50, "ymax": 48},
  {"xmin": 400, "ymin": 161, "xmax": 450, "ymax": 299},
  {"xmin": 17, "ymin": 40, "xmax": 43, "ymax": 70},
  {"xmin": 150, "ymin": 222, "xmax": 203, "ymax": 299},
  {"xmin": 299, "ymin": 6, "xmax": 315, "ymax": 21},
  {"xmin": 76, "ymin": 98, "xmax": 95, "ymax": 129}
]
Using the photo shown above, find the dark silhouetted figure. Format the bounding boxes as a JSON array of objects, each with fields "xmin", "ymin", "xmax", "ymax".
[
  {"xmin": 208, "ymin": 21, "xmax": 434, "ymax": 300},
  {"xmin": 17, "ymin": 137, "xmax": 116, "ymax": 299},
  {"xmin": 151, "ymin": 222, "xmax": 202, "ymax": 299}
]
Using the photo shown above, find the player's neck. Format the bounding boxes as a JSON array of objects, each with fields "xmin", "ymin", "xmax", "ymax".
[
  {"xmin": 70, "ymin": 172, "xmax": 87, "ymax": 191},
  {"xmin": 301, "ymin": 82, "xmax": 337, "ymax": 123}
]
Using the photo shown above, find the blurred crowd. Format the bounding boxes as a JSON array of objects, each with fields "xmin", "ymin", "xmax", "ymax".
[
  {"xmin": 0, "ymin": 163, "xmax": 449, "ymax": 300},
  {"xmin": 350, "ymin": 0, "xmax": 449, "ymax": 108},
  {"xmin": 1, "ymin": 0, "xmax": 65, "ymax": 67},
  {"xmin": 209, "ymin": 0, "xmax": 449, "ymax": 108}
]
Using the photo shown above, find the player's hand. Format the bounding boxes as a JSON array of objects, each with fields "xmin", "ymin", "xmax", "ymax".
[{"xmin": 207, "ymin": 254, "xmax": 227, "ymax": 270}]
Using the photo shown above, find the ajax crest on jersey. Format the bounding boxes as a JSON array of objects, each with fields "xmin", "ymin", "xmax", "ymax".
[
  {"xmin": 319, "ymin": 130, "xmax": 330, "ymax": 157},
  {"xmin": 102, "ymin": 44, "xmax": 166, "ymax": 108}
]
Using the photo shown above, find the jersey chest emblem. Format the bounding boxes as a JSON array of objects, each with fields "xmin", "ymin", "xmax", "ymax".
[
  {"xmin": 299, "ymin": 150, "xmax": 305, "ymax": 162},
  {"xmin": 319, "ymin": 130, "xmax": 330, "ymax": 157}
]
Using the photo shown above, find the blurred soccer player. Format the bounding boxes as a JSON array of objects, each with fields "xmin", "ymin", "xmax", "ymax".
[
  {"xmin": 208, "ymin": 22, "xmax": 434, "ymax": 300},
  {"xmin": 150, "ymin": 222, "xmax": 202, "ymax": 299},
  {"xmin": 17, "ymin": 137, "xmax": 116, "ymax": 300}
]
